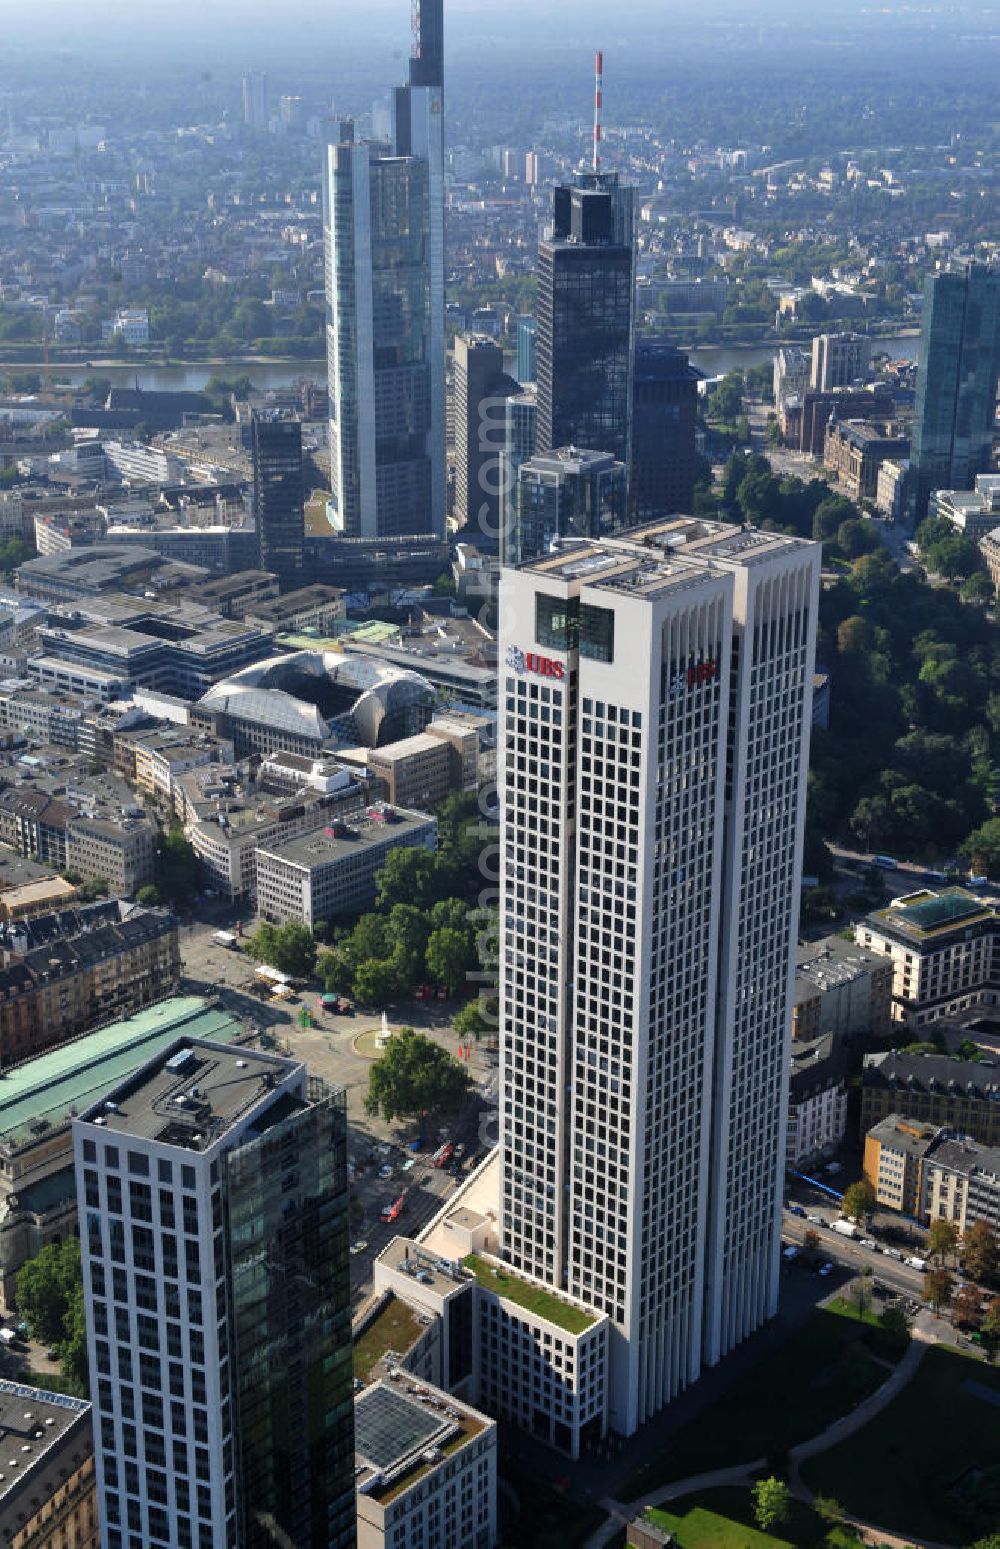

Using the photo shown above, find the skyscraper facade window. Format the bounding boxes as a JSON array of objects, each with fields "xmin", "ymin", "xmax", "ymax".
[
  {"xmin": 630, "ymin": 341, "xmax": 700, "ymax": 521},
  {"xmin": 252, "ymin": 410, "xmax": 304, "ymax": 588},
  {"xmin": 535, "ymin": 174, "xmax": 635, "ymax": 470},
  {"xmin": 912, "ymin": 261, "xmax": 1000, "ymax": 519},
  {"xmin": 498, "ymin": 520, "xmax": 819, "ymax": 1436},
  {"xmin": 73, "ymin": 1040, "xmax": 355, "ymax": 1549}
]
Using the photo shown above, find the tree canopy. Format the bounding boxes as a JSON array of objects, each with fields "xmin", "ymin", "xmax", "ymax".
[
  {"xmin": 16, "ymin": 1238, "xmax": 88, "ymax": 1394},
  {"xmin": 752, "ymin": 1476, "xmax": 791, "ymax": 1535},
  {"xmin": 364, "ymin": 1028, "xmax": 472, "ymax": 1126},
  {"xmin": 246, "ymin": 921, "xmax": 317, "ymax": 978},
  {"xmin": 842, "ymin": 1179, "xmax": 876, "ymax": 1224}
]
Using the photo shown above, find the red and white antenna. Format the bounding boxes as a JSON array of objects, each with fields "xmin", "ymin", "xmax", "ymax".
[{"xmin": 593, "ymin": 50, "xmax": 603, "ymax": 172}]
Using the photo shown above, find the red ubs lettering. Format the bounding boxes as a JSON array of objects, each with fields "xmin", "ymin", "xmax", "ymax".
[
  {"xmin": 525, "ymin": 654, "xmax": 565, "ymax": 680},
  {"xmin": 687, "ymin": 660, "xmax": 718, "ymax": 688}
]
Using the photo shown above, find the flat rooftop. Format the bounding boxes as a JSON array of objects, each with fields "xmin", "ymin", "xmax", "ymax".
[
  {"xmin": 354, "ymin": 1294, "xmax": 427, "ymax": 1385},
  {"xmin": 0, "ymin": 1380, "xmax": 91, "ymax": 1518},
  {"xmin": 521, "ymin": 519, "xmax": 811, "ymax": 593},
  {"xmin": 0, "ymin": 997, "xmax": 246, "ymax": 1153},
  {"xmin": 258, "ymin": 807, "xmax": 433, "ymax": 871},
  {"xmin": 81, "ymin": 1038, "xmax": 299, "ymax": 1150},
  {"xmin": 355, "ymin": 1380, "xmax": 486, "ymax": 1504},
  {"xmin": 872, "ymin": 888, "xmax": 994, "ymax": 940}
]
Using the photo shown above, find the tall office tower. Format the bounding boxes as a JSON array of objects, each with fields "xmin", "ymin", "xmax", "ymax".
[
  {"xmin": 324, "ymin": 0, "xmax": 445, "ymax": 539},
  {"xmin": 242, "ymin": 70, "xmax": 269, "ymax": 130},
  {"xmin": 454, "ymin": 334, "xmax": 520, "ymax": 545},
  {"xmin": 324, "ymin": 126, "xmax": 435, "ymax": 538},
  {"xmin": 507, "ymin": 446, "xmax": 625, "ymax": 565},
  {"xmin": 499, "ymin": 387, "xmax": 537, "ymax": 562},
  {"xmin": 516, "ymin": 316, "xmax": 537, "ymax": 385},
  {"xmin": 535, "ymin": 173, "xmax": 636, "ymax": 468},
  {"xmin": 252, "ymin": 409, "xmax": 304, "ymax": 586},
  {"xmin": 524, "ymin": 151, "xmax": 541, "ymax": 188},
  {"xmin": 498, "ymin": 519, "xmax": 819, "ymax": 1435},
  {"xmin": 73, "ymin": 1038, "xmax": 355, "ymax": 1549},
  {"xmin": 912, "ymin": 261, "xmax": 1000, "ymax": 519},
  {"xmin": 630, "ymin": 341, "xmax": 700, "ymax": 521},
  {"xmin": 391, "ymin": 0, "xmax": 446, "ymax": 535},
  {"xmin": 810, "ymin": 332, "xmax": 871, "ymax": 392}
]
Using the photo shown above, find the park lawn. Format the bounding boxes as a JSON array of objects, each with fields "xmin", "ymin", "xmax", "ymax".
[
  {"xmin": 620, "ymin": 1305, "xmax": 895, "ymax": 1500},
  {"xmin": 802, "ymin": 1344, "xmax": 1000, "ymax": 1545},
  {"xmin": 647, "ymin": 1489, "xmax": 859, "ymax": 1549}
]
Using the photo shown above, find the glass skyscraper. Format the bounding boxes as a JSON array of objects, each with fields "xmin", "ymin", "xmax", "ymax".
[
  {"xmin": 912, "ymin": 261, "xmax": 1000, "ymax": 519},
  {"xmin": 74, "ymin": 1039, "xmax": 355, "ymax": 1549},
  {"xmin": 252, "ymin": 410, "xmax": 304, "ymax": 588},
  {"xmin": 535, "ymin": 172, "xmax": 635, "ymax": 469},
  {"xmin": 324, "ymin": 129, "xmax": 434, "ymax": 539},
  {"xmin": 508, "ymin": 446, "xmax": 626, "ymax": 565},
  {"xmin": 324, "ymin": 0, "xmax": 445, "ymax": 540},
  {"xmin": 630, "ymin": 341, "xmax": 700, "ymax": 521}
]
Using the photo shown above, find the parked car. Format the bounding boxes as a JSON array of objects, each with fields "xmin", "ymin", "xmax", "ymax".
[
  {"xmin": 349, "ymin": 1240, "xmax": 368, "ymax": 1256},
  {"xmin": 818, "ymin": 1262, "xmax": 833, "ymax": 1277},
  {"xmin": 378, "ymin": 1164, "xmax": 393, "ymax": 1180},
  {"xmin": 787, "ymin": 1204, "xmax": 806, "ymax": 1218},
  {"xmin": 859, "ymin": 1238, "xmax": 877, "ymax": 1250}
]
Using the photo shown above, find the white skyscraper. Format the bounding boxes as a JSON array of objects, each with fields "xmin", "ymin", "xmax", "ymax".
[{"xmin": 498, "ymin": 518, "xmax": 819, "ymax": 1437}]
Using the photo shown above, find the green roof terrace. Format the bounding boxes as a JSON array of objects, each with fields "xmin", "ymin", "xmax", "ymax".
[
  {"xmin": 872, "ymin": 888, "xmax": 994, "ymax": 941},
  {"xmin": 463, "ymin": 1253, "xmax": 598, "ymax": 1335}
]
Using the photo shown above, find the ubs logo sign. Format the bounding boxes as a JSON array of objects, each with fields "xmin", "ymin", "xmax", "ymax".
[
  {"xmin": 505, "ymin": 645, "xmax": 565, "ymax": 680},
  {"xmin": 670, "ymin": 660, "xmax": 718, "ymax": 695}
]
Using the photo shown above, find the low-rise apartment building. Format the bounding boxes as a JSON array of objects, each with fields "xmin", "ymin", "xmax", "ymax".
[
  {"xmin": 787, "ymin": 1033, "xmax": 849, "ymax": 1165},
  {"xmin": 256, "ymin": 805, "xmax": 437, "ymax": 928},
  {"xmin": 128, "ymin": 725, "xmax": 229, "ymax": 804},
  {"xmin": 0, "ymin": 1382, "xmax": 97, "ymax": 1549},
  {"xmin": 856, "ymin": 888, "xmax": 1000, "ymax": 1028},
  {"xmin": 863, "ymin": 1113, "xmax": 941, "ymax": 1215},
  {"xmin": 861, "ymin": 1050, "xmax": 1000, "ymax": 1148},
  {"xmin": 921, "ymin": 1133, "xmax": 1000, "ymax": 1234},
  {"xmin": 0, "ymin": 899, "xmax": 180, "ymax": 1066},
  {"xmin": 794, "ymin": 934, "xmax": 893, "ymax": 1041}
]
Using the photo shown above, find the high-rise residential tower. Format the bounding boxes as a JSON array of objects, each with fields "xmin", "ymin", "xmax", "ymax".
[
  {"xmin": 454, "ymin": 334, "xmax": 520, "ymax": 547},
  {"xmin": 242, "ymin": 71, "xmax": 269, "ymax": 130},
  {"xmin": 810, "ymin": 332, "xmax": 871, "ymax": 392},
  {"xmin": 252, "ymin": 409, "xmax": 304, "ymax": 587},
  {"xmin": 498, "ymin": 519, "xmax": 819, "ymax": 1435},
  {"xmin": 74, "ymin": 1038, "xmax": 355, "ymax": 1549},
  {"xmin": 535, "ymin": 172, "xmax": 635, "ymax": 469},
  {"xmin": 912, "ymin": 261, "xmax": 1000, "ymax": 519},
  {"xmin": 630, "ymin": 341, "xmax": 700, "ymax": 522},
  {"xmin": 324, "ymin": 0, "xmax": 446, "ymax": 539}
]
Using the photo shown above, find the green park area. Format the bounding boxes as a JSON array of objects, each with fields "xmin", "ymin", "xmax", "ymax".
[
  {"xmin": 802, "ymin": 1345, "xmax": 1000, "ymax": 1545},
  {"xmin": 620, "ymin": 1304, "xmax": 898, "ymax": 1500},
  {"xmin": 643, "ymin": 1490, "xmax": 860, "ymax": 1549}
]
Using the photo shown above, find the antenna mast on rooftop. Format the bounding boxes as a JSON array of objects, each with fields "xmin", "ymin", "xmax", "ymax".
[{"xmin": 593, "ymin": 50, "xmax": 603, "ymax": 172}]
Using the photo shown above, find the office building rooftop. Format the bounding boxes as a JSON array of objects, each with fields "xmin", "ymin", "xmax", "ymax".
[
  {"xmin": 0, "ymin": 996, "xmax": 246, "ymax": 1154},
  {"xmin": 0, "ymin": 1380, "xmax": 92, "ymax": 1526},
  {"xmin": 79, "ymin": 1039, "xmax": 299, "ymax": 1150},
  {"xmin": 354, "ymin": 1381, "xmax": 485, "ymax": 1502}
]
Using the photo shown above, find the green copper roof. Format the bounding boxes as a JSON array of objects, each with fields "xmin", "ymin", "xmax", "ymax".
[{"xmin": 0, "ymin": 996, "xmax": 246, "ymax": 1151}]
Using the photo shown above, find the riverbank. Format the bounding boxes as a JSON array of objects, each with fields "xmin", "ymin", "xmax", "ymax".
[{"xmin": 0, "ymin": 332, "xmax": 921, "ymax": 397}]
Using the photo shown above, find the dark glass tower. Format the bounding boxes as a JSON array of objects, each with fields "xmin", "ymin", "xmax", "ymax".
[
  {"xmin": 73, "ymin": 1040, "xmax": 355, "ymax": 1549},
  {"xmin": 535, "ymin": 173, "xmax": 635, "ymax": 468},
  {"xmin": 630, "ymin": 341, "xmax": 701, "ymax": 520},
  {"xmin": 252, "ymin": 410, "xmax": 304, "ymax": 587},
  {"xmin": 454, "ymin": 333, "xmax": 520, "ymax": 548},
  {"xmin": 226, "ymin": 1081, "xmax": 355, "ymax": 1548},
  {"xmin": 912, "ymin": 261, "xmax": 1000, "ymax": 520}
]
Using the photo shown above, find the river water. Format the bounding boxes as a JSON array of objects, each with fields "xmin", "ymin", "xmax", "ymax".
[{"xmin": 27, "ymin": 334, "xmax": 920, "ymax": 395}]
